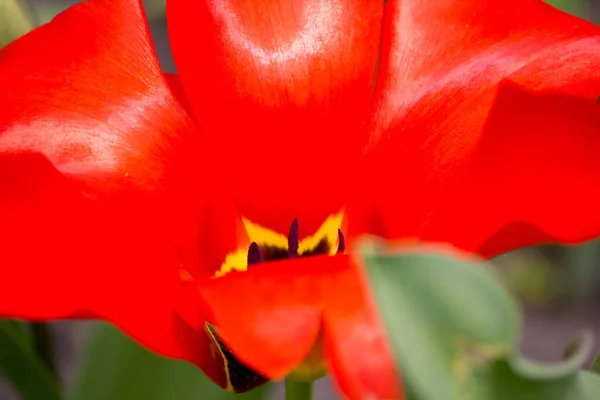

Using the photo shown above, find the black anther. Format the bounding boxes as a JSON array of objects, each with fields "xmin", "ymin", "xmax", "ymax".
[
  {"xmin": 337, "ymin": 229, "xmax": 346, "ymax": 254},
  {"xmin": 247, "ymin": 242, "xmax": 264, "ymax": 266},
  {"xmin": 288, "ymin": 218, "xmax": 299, "ymax": 257}
]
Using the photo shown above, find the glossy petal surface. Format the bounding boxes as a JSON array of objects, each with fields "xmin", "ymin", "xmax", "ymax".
[
  {"xmin": 198, "ymin": 254, "xmax": 400, "ymax": 399},
  {"xmin": 0, "ymin": 0, "xmax": 208, "ymax": 363},
  {"xmin": 168, "ymin": 0, "xmax": 383, "ymax": 236},
  {"xmin": 355, "ymin": 0, "xmax": 600, "ymax": 257}
]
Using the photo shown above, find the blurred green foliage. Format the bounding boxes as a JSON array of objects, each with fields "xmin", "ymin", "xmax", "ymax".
[
  {"xmin": 30, "ymin": 0, "xmax": 166, "ymax": 25},
  {"xmin": 365, "ymin": 247, "xmax": 600, "ymax": 400},
  {"xmin": 546, "ymin": 0, "xmax": 585, "ymax": 16},
  {"xmin": 591, "ymin": 353, "xmax": 600, "ymax": 374},
  {"xmin": 494, "ymin": 241, "xmax": 600, "ymax": 308},
  {"xmin": 0, "ymin": 0, "xmax": 34, "ymax": 48},
  {"xmin": 70, "ymin": 323, "xmax": 271, "ymax": 400},
  {"xmin": 493, "ymin": 249, "xmax": 559, "ymax": 307},
  {"xmin": 0, "ymin": 321, "xmax": 63, "ymax": 400}
]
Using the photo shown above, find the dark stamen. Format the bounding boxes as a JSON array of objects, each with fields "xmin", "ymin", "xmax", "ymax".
[
  {"xmin": 288, "ymin": 218, "xmax": 299, "ymax": 258},
  {"xmin": 247, "ymin": 242, "xmax": 263, "ymax": 266},
  {"xmin": 337, "ymin": 229, "xmax": 346, "ymax": 254}
]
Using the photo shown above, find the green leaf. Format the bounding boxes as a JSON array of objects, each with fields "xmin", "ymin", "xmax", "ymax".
[
  {"xmin": 29, "ymin": 1, "xmax": 66, "ymax": 25},
  {"xmin": 0, "ymin": 0, "xmax": 34, "ymax": 48},
  {"xmin": 143, "ymin": 0, "xmax": 166, "ymax": 21},
  {"xmin": 544, "ymin": 0, "xmax": 584, "ymax": 15},
  {"xmin": 590, "ymin": 351, "xmax": 600, "ymax": 375},
  {"xmin": 362, "ymin": 246, "xmax": 519, "ymax": 400},
  {"xmin": 71, "ymin": 323, "xmax": 272, "ymax": 400},
  {"xmin": 362, "ymin": 243, "xmax": 600, "ymax": 400},
  {"xmin": 0, "ymin": 320, "xmax": 63, "ymax": 400},
  {"xmin": 468, "ymin": 361, "xmax": 600, "ymax": 400},
  {"xmin": 510, "ymin": 331, "xmax": 594, "ymax": 380},
  {"xmin": 0, "ymin": 319, "xmax": 32, "ymax": 348},
  {"xmin": 579, "ymin": 371, "xmax": 600, "ymax": 395}
]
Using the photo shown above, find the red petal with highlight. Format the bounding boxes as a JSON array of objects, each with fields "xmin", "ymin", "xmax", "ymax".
[
  {"xmin": 353, "ymin": 0, "xmax": 600, "ymax": 257},
  {"xmin": 198, "ymin": 255, "xmax": 401, "ymax": 399},
  {"xmin": 167, "ymin": 0, "xmax": 383, "ymax": 236},
  {"xmin": 0, "ymin": 0, "xmax": 210, "ymax": 365}
]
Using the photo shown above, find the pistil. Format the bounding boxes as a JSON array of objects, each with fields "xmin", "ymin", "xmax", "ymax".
[
  {"xmin": 288, "ymin": 218, "xmax": 299, "ymax": 257},
  {"xmin": 337, "ymin": 229, "xmax": 345, "ymax": 253}
]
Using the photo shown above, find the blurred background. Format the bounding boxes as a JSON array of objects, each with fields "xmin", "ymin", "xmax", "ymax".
[{"xmin": 1, "ymin": 0, "xmax": 600, "ymax": 399}]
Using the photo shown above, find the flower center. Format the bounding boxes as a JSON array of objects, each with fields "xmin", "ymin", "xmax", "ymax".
[
  {"xmin": 246, "ymin": 218, "xmax": 345, "ymax": 266},
  {"xmin": 214, "ymin": 211, "xmax": 345, "ymax": 278}
]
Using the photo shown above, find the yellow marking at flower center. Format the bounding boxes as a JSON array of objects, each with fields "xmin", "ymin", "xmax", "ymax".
[
  {"xmin": 297, "ymin": 212, "xmax": 343, "ymax": 256},
  {"xmin": 214, "ymin": 250, "xmax": 248, "ymax": 278},
  {"xmin": 214, "ymin": 211, "xmax": 345, "ymax": 278}
]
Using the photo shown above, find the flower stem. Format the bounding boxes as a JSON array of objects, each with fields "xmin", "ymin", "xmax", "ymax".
[
  {"xmin": 30, "ymin": 322, "xmax": 57, "ymax": 380},
  {"xmin": 285, "ymin": 378, "xmax": 313, "ymax": 400}
]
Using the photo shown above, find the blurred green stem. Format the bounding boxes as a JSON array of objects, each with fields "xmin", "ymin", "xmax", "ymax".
[
  {"xmin": 285, "ymin": 378, "xmax": 313, "ymax": 400},
  {"xmin": 565, "ymin": 240, "xmax": 600, "ymax": 300},
  {"xmin": 31, "ymin": 322, "xmax": 57, "ymax": 380}
]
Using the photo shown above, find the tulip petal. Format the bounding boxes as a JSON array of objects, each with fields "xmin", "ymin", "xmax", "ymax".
[
  {"xmin": 164, "ymin": 72, "xmax": 196, "ymax": 121},
  {"xmin": 197, "ymin": 254, "xmax": 401, "ymax": 399},
  {"xmin": 356, "ymin": 0, "xmax": 600, "ymax": 257},
  {"xmin": 167, "ymin": 0, "xmax": 383, "ymax": 236},
  {"xmin": 198, "ymin": 258, "xmax": 326, "ymax": 379},
  {"xmin": 323, "ymin": 254, "xmax": 402, "ymax": 400},
  {"xmin": 0, "ymin": 0, "xmax": 211, "ymax": 364}
]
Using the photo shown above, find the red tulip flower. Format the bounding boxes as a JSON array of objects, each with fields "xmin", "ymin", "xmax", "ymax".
[{"xmin": 1, "ymin": 0, "xmax": 600, "ymax": 398}]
